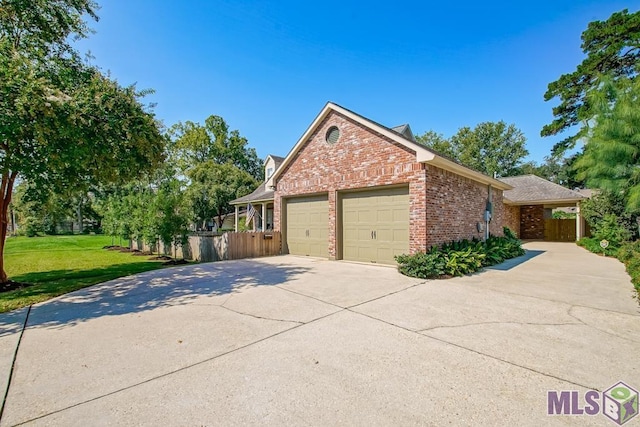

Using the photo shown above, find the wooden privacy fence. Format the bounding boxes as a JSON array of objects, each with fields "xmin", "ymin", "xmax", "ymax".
[
  {"xmin": 544, "ymin": 219, "xmax": 576, "ymax": 242},
  {"xmin": 131, "ymin": 231, "xmax": 282, "ymax": 263}
]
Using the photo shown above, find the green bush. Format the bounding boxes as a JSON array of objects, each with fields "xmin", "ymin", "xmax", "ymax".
[
  {"xmin": 24, "ymin": 216, "xmax": 43, "ymax": 237},
  {"xmin": 577, "ymin": 237, "xmax": 619, "ymax": 256},
  {"xmin": 591, "ymin": 214, "xmax": 632, "ymax": 247},
  {"xmin": 395, "ymin": 227, "xmax": 524, "ymax": 279}
]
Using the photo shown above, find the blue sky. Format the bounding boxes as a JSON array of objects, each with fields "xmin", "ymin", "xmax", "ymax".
[{"xmin": 76, "ymin": 0, "xmax": 638, "ymax": 164}]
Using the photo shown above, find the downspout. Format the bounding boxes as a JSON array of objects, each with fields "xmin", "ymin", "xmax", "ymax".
[{"xmin": 485, "ymin": 185, "xmax": 493, "ymax": 241}]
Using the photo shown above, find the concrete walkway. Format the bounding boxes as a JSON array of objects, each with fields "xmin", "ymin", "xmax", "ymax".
[{"xmin": 0, "ymin": 242, "xmax": 638, "ymax": 426}]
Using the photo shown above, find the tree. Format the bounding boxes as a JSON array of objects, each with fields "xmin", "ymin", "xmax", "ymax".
[
  {"xmin": 517, "ymin": 154, "xmax": 584, "ymax": 188},
  {"xmin": 0, "ymin": 1, "xmax": 166, "ymax": 281},
  {"xmin": 575, "ymin": 78, "xmax": 640, "ymax": 213},
  {"xmin": 542, "ymin": 9, "xmax": 640, "ymax": 155},
  {"xmin": 451, "ymin": 121, "xmax": 528, "ymax": 177},
  {"xmin": 580, "ymin": 191, "xmax": 638, "ymax": 242},
  {"xmin": 415, "ymin": 122, "xmax": 528, "ymax": 177},
  {"xmin": 153, "ymin": 178, "xmax": 190, "ymax": 258},
  {"xmin": 169, "ymin": 115, "xmax": 263, "ymax": 180},
  {"xmin": 415, "ymin": 130, "xmax": 457, "ymax": 158},
  {"xmin": 187, "ymin": 162, "xmax": 258, "ymax": 229}
]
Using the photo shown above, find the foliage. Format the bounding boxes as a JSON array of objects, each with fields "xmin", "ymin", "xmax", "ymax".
[
  {"xmin": 517, "ymin": 153, "xmax": 584, "ymax": 188},
  {"xmin": 415, "ymin": 122, "xmax": 528, "ymax": 177},
  {"xmin": 169, "ymin": 115, "xmax": 263, "ymax": 180},
  {"xmin": 451, "ymin": 122, "xmax": 528, "ymax": 177},
  {"xmin": 153, "ymin": 177, "xmax": 190, "ymax": 257},
  {"xmin": 552, "ymin": 211, "xmax": 576, "ymax": 219},
  {"xmin": 542, "ymin": 9, "xmax": 640, "ymax": 156},
  {"xmin": 580, "ymin": 191, "xmax": 639, "ymax": 241},
  {"xmin": 575, "ymin": 78, "xmax": 640, "ymax": 215},
  {"xmin": 577, "ymin": 237, "xmax": 619, "ymax": 256},
  {"xmin": 396, "ymin": 228, "xmax": 525, "ymax": 279},
  {"xmin": 0, "ymin": 235, "xmax": 166, "ymax": 313},
  {"xmin": 414, "ymin": 130, "xmax": 457, "ymax": 159},
  {"xmin": 0, "ymin": 0, "xmax": 166, "ymax": 281},
  {"xmin": 187, "ymin": 162, "xmax": 258, "ymax": 229}
]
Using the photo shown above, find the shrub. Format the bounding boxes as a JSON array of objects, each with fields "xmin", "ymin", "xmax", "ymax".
[
  {"xmin": 395, "ymin": 227, "xmax": 524, "ymax": 279},
  {"xmin": 577, "ymin": 237, "xmax": 619, "ymax": 256},
  {"xmin": 24, "ymin": 216, "xmax": 43, "ymax": 237},
  {"xmin": 591, "ymin": 213, "xmax": 632, "ymax": 247}
]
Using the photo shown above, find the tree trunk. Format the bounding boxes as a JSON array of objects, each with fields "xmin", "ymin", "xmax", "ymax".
[
  {"xmin": 76, "ymin": 199, "xmax": 83, "ymax": 233},
  {"xmin": 0, "ymin": 172, "xmax": 17, "ymax": 282}
]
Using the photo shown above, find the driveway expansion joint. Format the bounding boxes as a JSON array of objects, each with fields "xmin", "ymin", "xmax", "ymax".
[
  {"xmin": 218, "ymin": 304, "xmax": 304, "ymax": 325},
  {"xmin": 9, "ymin": 308, "xmax": 346, "ymax": 426},
  {"xmin": 347, "ymin": 308, "xmax": 600, "ymax": 392},
  {"xmin": 417, "ymin": 320, "xmax": 583, "ymax": 332}
]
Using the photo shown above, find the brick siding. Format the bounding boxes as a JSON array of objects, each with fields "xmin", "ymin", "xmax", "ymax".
[
  {"xmin": 520, "ymin": 205, "xmax": 544, "ymax": 239},
  {"xmin": 504, "ymin": 204, "xmax": 521, "ymax": 237},
  {"xmin": 275, "ymin": 109, "xmax": 505, "ymax": 258}
]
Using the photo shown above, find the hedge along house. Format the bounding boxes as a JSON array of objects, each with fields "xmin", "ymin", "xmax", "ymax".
[
  {"xmin": 271, "ymin": 102, "xmax": 512, "ymax": 265},
  {"xmin": 499, "ymin": 174, "xmax": 587, "ymax": 242},
  {"xmin": 230, "ymin": 154, "xmax": 284, "ymax": 231}
]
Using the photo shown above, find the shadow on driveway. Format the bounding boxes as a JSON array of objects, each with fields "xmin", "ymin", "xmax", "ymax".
[
  {"xmin": 485, "ymin": 250, "xmax": 545, "ymax": 271},
  {"xmin": 0, "ymin": 259, "xmax": 309, "ymax": 335}
]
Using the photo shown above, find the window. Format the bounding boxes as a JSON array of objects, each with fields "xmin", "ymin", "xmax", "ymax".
[
  {"xmin": 326, "ymin": 126, "xmax": 340, "ymax": 144},
  {"xmin": 266, "ymin": 167, "xmax": 274, "ymax": 179}
]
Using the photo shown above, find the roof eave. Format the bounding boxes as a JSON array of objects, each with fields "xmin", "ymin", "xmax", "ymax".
[
  {"xmin": 273, "ymin": 102, "xmax": 513, "ymax": 190},
  {"xmin": 229, "ymin": 196, "xmax": 275, "ymax": 205},
  {"xmin": 425, "ymin": 156, "xmax": 513, "ymax": 190},
  {"xmin": 504, "ymin": 197, "xmax": 585, "ymax": 206}
]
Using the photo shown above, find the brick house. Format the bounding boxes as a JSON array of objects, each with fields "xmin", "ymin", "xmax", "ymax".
[
  {"xmin": 267, "ymin": 102, "xmax": 512, "ymax": 265},
  {"xmin": 499, "ymin": 175, "xmax": 587, "ymax": 241}
]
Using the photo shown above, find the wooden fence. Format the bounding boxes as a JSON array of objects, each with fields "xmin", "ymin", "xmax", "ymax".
[
  {"xmin": 544, "ymin": 219, "xmax": 576, "ymax": 242},
  {"xmin": 131, "ymin": 231, "xmax": 282, "ymax": 263}
]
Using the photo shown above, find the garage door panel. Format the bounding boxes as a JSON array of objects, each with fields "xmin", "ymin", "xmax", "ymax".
[
  {"xmin": 286, "ymin": 195, "xmax": 329, "ymax": 258},
  {"xmin": 342, "ymin": 187, "xmax": 409, "ymax": 265}
]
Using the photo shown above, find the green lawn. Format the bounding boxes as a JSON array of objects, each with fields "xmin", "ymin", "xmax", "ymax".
[{"xmin": 0, "ymin": 235, "xmax": 167, "ymax": 313}]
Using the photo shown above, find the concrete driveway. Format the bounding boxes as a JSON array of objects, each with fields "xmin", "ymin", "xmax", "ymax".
[{"xmin": 0, "ymin": 242, "xmax": 638, "ymax": 426}]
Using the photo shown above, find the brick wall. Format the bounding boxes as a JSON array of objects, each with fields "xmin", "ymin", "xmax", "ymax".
[
  {"xmin": 520, "ymin": 205, "xmax": 544, "ymax": 239},
  {"xmin": 424, "ymin": 165, "xmax": 505, "ymax": 247},
  {"xmin": 275, "ymin": 110, "xmax": 427, "ymax": 258},
  {"xmin": 504, "ymin": 204, "xmax": 521, "ymax": 237},
  {"xmin": 275, "ymin": 109, "xmax": 505, "ymax": 257}
]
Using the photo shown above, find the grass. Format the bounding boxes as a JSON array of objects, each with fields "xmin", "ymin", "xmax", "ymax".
[{"xmin": 0, "ymin": 235, "xmax": 167, "ymax": 313}]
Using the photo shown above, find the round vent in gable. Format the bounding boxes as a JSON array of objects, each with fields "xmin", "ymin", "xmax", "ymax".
[{"xmin": 325, "ymin": 126, "xmax": 340, "ymax": 144}]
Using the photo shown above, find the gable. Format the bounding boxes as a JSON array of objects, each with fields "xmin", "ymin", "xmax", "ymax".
[
  {"xmin": 274, "ymin": 102, "xmax": 511, "ymax": 190},
  {"xmin": 276, "ymin": 110, "xmax": 419, "ymax": 191}
]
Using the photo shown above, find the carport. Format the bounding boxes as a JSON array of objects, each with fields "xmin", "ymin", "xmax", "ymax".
[{"xmin": 500, "ymin": 175, "xmax": 588, "ymax": 241}]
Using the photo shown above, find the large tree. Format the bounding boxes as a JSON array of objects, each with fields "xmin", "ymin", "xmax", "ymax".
[
  {"xmin": 0, "ymin": 1, "xmax": 165, "ymax": 281},
  {"xmin": 187, "ymin": 162, "xmax": 257, "ymax": 229},
  {"xmin": 518, "ymin": 153, "xmax": 584, "ymax": 188},
  {"xmin": 542, "ymin": 9, "xmax": 640, "ymax": 155},
  {"xmin": 169, "ymin": 115, "xmax": 263, "ymax": 180},
  {"xmin": 416, "ymin": 121, "xmax": 528, "ymax": 177},
  {"xmin": 575, "ymin": 78, "xmax": 640, "ymax": 211}
]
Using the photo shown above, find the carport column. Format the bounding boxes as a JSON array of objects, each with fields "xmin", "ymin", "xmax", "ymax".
[
  {"xmin": 575, "ymin": 202, "xmax": 582, "ymax": 241},
  {"xmin": 234, "ymin": 205, "xmax": 239, "ymax": 232}
]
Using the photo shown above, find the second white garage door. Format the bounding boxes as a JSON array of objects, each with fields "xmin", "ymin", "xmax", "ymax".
[
  {"xmin": 285, "ymin": 195, "xmax": 329, "ymax": 258},
  {"xmin": 342, "ymin": 186, "xmax": 410, "ymax": 265}
]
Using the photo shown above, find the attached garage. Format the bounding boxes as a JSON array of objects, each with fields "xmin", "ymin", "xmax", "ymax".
[
  {"xmin": 341, "ymin": 186, "xmax": 409, "ymax": 265},
  {"xmin": 285, "ymin": 195, "xmax": 329, "ymax": 258}
]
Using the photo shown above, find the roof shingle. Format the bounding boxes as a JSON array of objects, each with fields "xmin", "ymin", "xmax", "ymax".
[{"xmin": 499, "ymin": 175, "xmax": 585, "ymax": 204}]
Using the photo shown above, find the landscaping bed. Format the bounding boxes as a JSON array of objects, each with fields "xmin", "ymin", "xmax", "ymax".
[{"xmin": 395, "ymin": 227, "xmax": 524, "ymax": 279}]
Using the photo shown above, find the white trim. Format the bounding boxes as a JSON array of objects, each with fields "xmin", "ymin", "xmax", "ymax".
[
  {"xmin": 504, "ymin": 198, "xmax": 584, "ymax": 206},
  {"xmin": 272, "ymin": 102, "xmax": 512, "ymax": 190}
]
